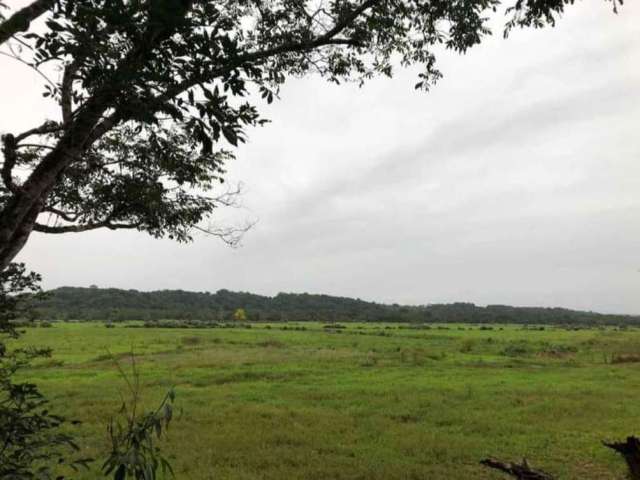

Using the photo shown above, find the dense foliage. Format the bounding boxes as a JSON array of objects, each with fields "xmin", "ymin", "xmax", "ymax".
[
  {"xmin": 0, "ymin": 263, "xmax": 42, "ymax": 336},
  {"xmin": 0, "ymin": 264, "xmax": 89, "ymax": 479},
  {"xmin": 32, "ymin": 286, "xmax": 640, "ymax": 325},
  {"xmin": 0, "ymin": 347, "xmax": 92, "ymax": 479}
]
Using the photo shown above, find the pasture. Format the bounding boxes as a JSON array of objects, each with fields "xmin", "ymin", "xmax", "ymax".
[{"xmin": 10, "ymin": 322, "xmax": 640, "ymax": 479}]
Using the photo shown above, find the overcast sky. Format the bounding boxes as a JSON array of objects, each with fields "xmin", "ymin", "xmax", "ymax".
[{"xmin": 1, "ymin": 1, "xmax": 639, "ymax": 313}]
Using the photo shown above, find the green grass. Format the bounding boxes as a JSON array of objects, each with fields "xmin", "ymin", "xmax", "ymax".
[{"xmin": 9, "ymin": 322, "xmax": 640, "ymax": 479}]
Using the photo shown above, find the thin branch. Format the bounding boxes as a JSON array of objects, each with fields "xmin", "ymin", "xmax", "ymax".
[
  {"xmin": 15, "ymin": 143, "xmax": 55, "ymax": 150},
  {"xmin": 193, "ymin": 219, "xmax": 256, "ymax": 247},
  {"xmin": 0, "ymin": 48, "xmax": 57, "ymax": 91}
]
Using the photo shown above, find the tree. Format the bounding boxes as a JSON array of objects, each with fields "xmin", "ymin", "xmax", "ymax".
[
  {"xmin": 0, "ymin": 0, "xmax": 622, "ymax": 271},
  {"xmin": 233, "ymin": 307, "xmax": 247, "ymax": 322}
]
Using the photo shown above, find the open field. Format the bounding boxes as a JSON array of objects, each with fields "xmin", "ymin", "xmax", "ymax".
[{"xmin": 9, "ymin": 322, "xmax": 640, "ymax": 479}]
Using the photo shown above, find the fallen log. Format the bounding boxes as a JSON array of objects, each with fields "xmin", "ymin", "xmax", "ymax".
[
  {"xmin": 480, "ymin": 457, "xmax": 554, "ymax": 480},
  {"xmin": 603, "ymin": 436, "xmax": 640, "ymax": 480}
]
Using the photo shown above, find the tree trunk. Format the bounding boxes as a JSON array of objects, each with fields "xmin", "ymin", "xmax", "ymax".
[
  {"xmin": 0, "ymin": 201, "xmax": 42, "ymax": 270},
  {"xmin": 0, "ymin": 101, "xmax": 110, "ymax": 271}
]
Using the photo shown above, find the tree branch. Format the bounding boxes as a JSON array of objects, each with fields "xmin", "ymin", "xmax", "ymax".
[
  {"xmin": 52, "ymin": 0, "xmax": 374, "ymax": 149},
  {"xmin": 85, "ymin": 111, "xmax": 122, "ymax": 147},
  {"xmin": 0, "ymin": 0, "xmax": 54, "ymax": 46},
  {"xmin": 34, "ymin": 220, "xmax": 139, "ymax": 234},
  {"xmin": 152, "ymin": 0, "xmax": 377, "ymax": 108},
  {"xmin": 42, "ymin": 206, "xmax": 79, "ymax": 222},
  {"xmin": 1, "ymin": 133, "xmax": 18, "ymax": 193},
  {"xmin": 60, "ymin": 62, "xmax": 78, "ymax": 123},
  {"xmin": 318, "ymin": 0, "xmax": 378, "ymax": 41},
  {"xmin": 193, "ymin": 220, "xmax": 255, "ymax": 247},
  {"xmin": 15, "ymin": 121, "xmax": 63, "ymax": 143}
]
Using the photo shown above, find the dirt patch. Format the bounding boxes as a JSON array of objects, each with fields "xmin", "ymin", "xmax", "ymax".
[{"xmin": 611, "ymin": 353, "xmax": 640, "ymax": 364}]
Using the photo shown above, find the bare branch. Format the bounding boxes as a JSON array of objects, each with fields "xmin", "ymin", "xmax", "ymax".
[{"xmin": 193, "ymin": 220, "xmax": 256, "ymax": 248}]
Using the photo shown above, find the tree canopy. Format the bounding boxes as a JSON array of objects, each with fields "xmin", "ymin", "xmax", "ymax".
[{"xmin": 0, "ymin": 0, "xmax": 622, "ymax": 271}]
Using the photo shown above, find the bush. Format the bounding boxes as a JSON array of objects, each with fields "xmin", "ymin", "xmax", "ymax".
[
  {"xmin": 0, "ymin": 347, "xmax": 91, "ymax": 478},
  {"xmin": 102, "ymin": 353, "xmax": 177, "ymax": 480},
  {"xmin": 459, "ymin": 339, "xmax": 475, "ymax": 353},
  {"xmin": 501, "ymin": 342, "xmax": 531, "ymax": 357}
]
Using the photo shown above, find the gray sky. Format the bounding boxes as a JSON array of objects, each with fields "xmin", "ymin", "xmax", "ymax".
[{"xmin": 2, "ymin": 1, "xmax": 639, "ymax": 313}]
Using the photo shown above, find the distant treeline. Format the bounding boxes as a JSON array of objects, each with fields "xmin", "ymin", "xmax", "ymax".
[{"xmin": 28, "ymin": 286, "xmax": 640, "ymax": 326}]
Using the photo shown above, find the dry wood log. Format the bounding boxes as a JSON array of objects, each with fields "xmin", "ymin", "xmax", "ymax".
[{"xmin": 604, "ymin": 436, "xmax": 640, "ymax": 480}]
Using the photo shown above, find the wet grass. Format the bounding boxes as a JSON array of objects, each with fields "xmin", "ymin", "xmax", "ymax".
[{"xmin": 9, "ymin": 322, "xmax": 640, "ymax": 479}]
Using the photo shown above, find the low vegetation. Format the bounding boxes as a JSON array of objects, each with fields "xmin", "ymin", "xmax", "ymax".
[{"xmin": 8, "ymin": 321, "xmax": 640, "ymax": 479}]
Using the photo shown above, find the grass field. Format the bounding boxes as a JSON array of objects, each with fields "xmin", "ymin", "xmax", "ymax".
[{"xmin": 9, "ymin": 322, "xmax": 640, "ymax": 479}]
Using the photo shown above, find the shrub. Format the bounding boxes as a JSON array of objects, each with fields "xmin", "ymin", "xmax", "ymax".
[
  {"xmin": 501, "ymin": 342, "xmax": 531, "ymax": 357},
  {"xmin": 459, "ymin": 339, "xmax": 475, "ymax": 353},
  {"xmin": 0, "ymin": 347, "xmax": 91, "ymax": 478},
  {"xmin": 102, "ymin": 353, "xmax": 177, "ymax": 480}
]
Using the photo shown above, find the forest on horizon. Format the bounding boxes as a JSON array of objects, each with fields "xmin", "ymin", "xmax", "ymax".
[{"xmin": 32, "ymin": 286, "xmax": 640, "ymax": 326}]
